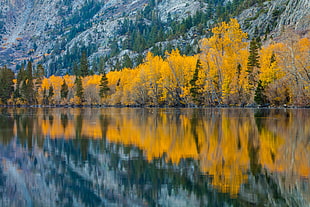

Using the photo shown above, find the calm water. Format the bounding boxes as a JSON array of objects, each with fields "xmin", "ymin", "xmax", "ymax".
[{"xmin": 0, "ymin": 107, "xmax": 309, "ymax": 207}]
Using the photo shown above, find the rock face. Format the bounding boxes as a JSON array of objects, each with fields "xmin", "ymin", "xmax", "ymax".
[
  {"xmin": 238, "ymin": 0, "xmax": 310, "ymax": 38},
  {"xmin": 0, "ymin": 0, "xmax": 309, "ymax": 74}
]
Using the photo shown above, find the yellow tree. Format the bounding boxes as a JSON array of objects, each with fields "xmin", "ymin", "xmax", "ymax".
[
  {"xmin": 127, "ymin": 66, "xmax": 150, "ymax": 105},
  {"xmin": 83, "ymin": 75, "xmax": 101, "ymax": 104},
  {"xmin": 143, "ymin": 52, "xmax": 165, "ymax": 105},
  {"xmin": 258, "ymin": 43, "xmax": 287, "ymax": 105},
  {"xmin": 200, "ymin": 18, "xmax": 249, "ymax": 105},
  {"xmin": 38, "ymin": 77, "xmax": 50, "ymax": 105},
  {"xmin": 45, "ymin": 75, "xmax": 63, "ymax": 104},
  {"xmin": 106, "ymin": 71, "xmax": 123, "ymax": 105},
  {"xmin": 277, "ymin": 36, "xmax": 310, "ymax": 105},
  {"xmin": 107, "ymin": 69, "xmax": 139, "ymax": 105},
  {"xmin": 161, "ymin": 49, "xmax": 197, "ymax": 106},
  {"xmin": 63, "ymin": 74, "xmax": 76, "ymax": 104}
]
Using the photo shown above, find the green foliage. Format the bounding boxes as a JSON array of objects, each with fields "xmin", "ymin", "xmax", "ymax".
[
  {"xmin": 73, "ymin": 62, "xmax": 80, "ymax": 76},
  {"xmin": 98, "ymin": 57, "xmax": 106, "ymax": 74},
  {"xmin": 254, "ymin": 80, "xmax": 268, "ymax": 105},
  {"xmin": 20, "ymin": 61, "xmax": 35, "ymax": 104},
  {"xmin": 99, "ymin": 73, "xmax": 110, "ymax": 98},
  {"xmin": 61, "ymin": 79, "xmax": 69, "ymax": 99},
  {"xmin": 75, "ymin": 77, "xmax": 84, "ymax": 101},
  {"xmin": 35, "ymin": 64, "xmax": 45, "ymax": 78},
  {"xmin": 247, "ymin": 38, "xmax": 261, "ymax": 72},
  {"xmin": 80, "ymin": 51, "xmax": 89, "ymax": 77},
  {"xmin": 122, "ymin": 54, "xmax": 133, "ymax": 69},
  {"xmin": 48, "ymin": 85, "xmax": 54, "ymax": 98},
  {"xmin": 113, "ymin": 60, "xmax": 122, "ymax": 71},
  {"xmin": 0, "ymin": 66, "xmax": 14, "ymax": 103},
  {"xmin": 190, "ymin": 60, "xmax": 203, "ymax": 105}
]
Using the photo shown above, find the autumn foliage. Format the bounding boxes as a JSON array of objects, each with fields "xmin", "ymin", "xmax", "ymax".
[{"xmin": 2, "ymin": 19, "xmax": 310, "ymax": 106}]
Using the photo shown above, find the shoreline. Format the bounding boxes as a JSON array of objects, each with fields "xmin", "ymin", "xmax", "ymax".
[{"xmin": 0, "ymin": 104, "xmax": 309, "ymax": 109}]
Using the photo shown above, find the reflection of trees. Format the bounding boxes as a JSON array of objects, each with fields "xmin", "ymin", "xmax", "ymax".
[
  {"xmin": 61, "ymin": 113, "xmax": 68, "ymax": 130},
  {"xmin": 0, "ymin": 107, "xmax": 309, "ymax": 206},
  {"xmin": 0, "ymin": 165, "xmax": 5, "ymax": 198},
  {"xmin": 45, "ymin": 139, "xmax": 102, "ymax": 206},
  {"xmin": 16, "ymin": 108, "xmax": 35, "ymax": 149},
  {"xmin": 0, "ymin": 108, "xmax": 14, "ymax": 145}
]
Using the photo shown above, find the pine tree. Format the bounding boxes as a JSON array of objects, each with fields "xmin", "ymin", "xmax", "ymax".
[
  {"xmin": 21, "ymin": 61, "xmax": 35, "ymax": 104},
  {"xmin": 35, "ymin": 64, "xmax": 45, "ymax": 78},
  {"xmin": 26, "ymin": 61, "xmax": 33, "ymax": 78},
  {"xmin": 80, "ymin": 51, "xmax": 89, "ymax": 77},
  {"xmin": 114, "ymin": 59, "xmax": 122, "ymax": 71},
  {"xmin": 247, "ymin": 38, "xmax": 261, "ymax": 96},
  {"xmin": 35, "ymin": 64, "xmax": 45, "ymax": 102},
  {"xmin": 98, "ymin": 57, "xmax": 105, "ymax": 74},
  {"xmin": 122, "ymin": 54, "xmax": 133, "ymax": 69},
  {"xmin": 247, "ymin": 39, "xmax": 260, "ymax": 72},
  {"xmin": 73, "ymin": 62, "xmax": 81, "ymax": 76},
  {"xmin": 43, "ymin": 88, "xmax": 48, "ymax": 105},
  {"xmin": 99, "ymin": 72, "xmax": 110, "ymax": 98},
  {"xmin": 61, "ymin": 79, "xmax": 69, "ymax": 99},
  {"xmin": 75, "ymin": 76, "xmax": 84, "ymax": 102},
  {"xmin": 189, "ymin": 59, "xmax": 203, "ymax": 105},
  {"xmin": 254, "ymin": 80, "xmax": 268, "ymax": 105},
  {"xmin": 0, "ymin": 66, "xmax": 14, "ymax": 103},
  {"xmin": 14, "ymin": 64, "xmax": 26, "ymax": 99},
  {"xmin": 48, "ymin": 85, "xmax": 54, "ymax": 99}
]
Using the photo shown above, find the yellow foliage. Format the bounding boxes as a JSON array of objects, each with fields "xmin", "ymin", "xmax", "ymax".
[{"xmin": 200, "ymin": 18, "xmax": 249, "ymax": 105}]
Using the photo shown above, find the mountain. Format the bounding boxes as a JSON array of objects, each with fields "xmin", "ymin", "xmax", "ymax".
[{"xmin": 0, "ymin": 0, "xmax": 309, "ymax": 75}]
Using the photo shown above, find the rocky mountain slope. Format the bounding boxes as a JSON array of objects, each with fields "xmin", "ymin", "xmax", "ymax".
[{"xmin": 0, "ymin": 0, "xmax": 309, "ymax": 75}]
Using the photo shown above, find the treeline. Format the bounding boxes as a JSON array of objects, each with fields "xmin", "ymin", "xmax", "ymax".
[{"xmin": 0, "ymin": 19, "xmax": 309, "ymax": 107}]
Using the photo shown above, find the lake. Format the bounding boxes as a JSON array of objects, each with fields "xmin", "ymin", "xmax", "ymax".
[{"xmin": 0, "ymin": 107, "xmax": 309, "ymax": 206}]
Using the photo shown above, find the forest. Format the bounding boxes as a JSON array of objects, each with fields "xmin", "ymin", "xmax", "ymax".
[{"xmin": 0, "ymin": 19, "xmax": 309, "ymax": 107}]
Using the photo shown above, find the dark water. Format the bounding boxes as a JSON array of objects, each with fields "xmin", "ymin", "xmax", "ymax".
[{"xmin": 0, "ymin": 107, "xmax": 309, "ymax": 207}]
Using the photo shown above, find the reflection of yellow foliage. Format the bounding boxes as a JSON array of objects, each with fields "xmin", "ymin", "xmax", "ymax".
[
  {"xmin": 199, "ymin": 115, "xmax": 251, "ymax": 196},
  {"xmin": 6, "ymin": 108, "xmax": 310, "ymax": 197},
  {"xmin": 259, "ymin": 128, "xmax": 285, "ymax": 172}
]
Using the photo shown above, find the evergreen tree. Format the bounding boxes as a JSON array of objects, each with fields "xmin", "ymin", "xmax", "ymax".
[
  {"xmin": 190, "ymin": 59, "xmax": 203, "ymax": 105},
  {"xmin": 0, "ymin": 66, "xmax": 14, "ymax": 103},
  {"xmin": 114, "ymin": 59, "xmax": 122, "ymax": 71},
  {"xmin": 14, "ymin": 64, "xmax": 26, "ymax": 99},
  {"xmin": 21, "ymin": 61, "xmax": 35, "ymax": 104},
  {"xmin": 43, "ymin": 88, "xmax": 48, "ymax": 105},
  {"xmin": 247, "ymin": 38, "xmax": 261, "ymax": 94},
  {"xmin": 122, "ymin": 54, "xmax": 133, "ymax": 69},
  {"xmin": 73, "ymin": 62, "xmax": 80, "ymax": 76},
  {"xmin": 48, "ymin": 85, "xmax": 54, "ymax": 99},
  {"xmin": 80, "ymin": 51, "xmax": 89, "ymax": 77},
  {"xmin": 34, "ymin": 64, "xmax": 45, "ymax": 101},
  {"xmin": 110, "ymin": 40, "xmax": 119, "ymax": 57},
  {"xmin": 61, "ymin": 79, "xmax": 69, "ymax": 99},
  {"xmin": 254, "ymin": 80, "xmax": 268, "ymax": 105},
  {"xmin": 35, "ymin": 64, "xmax": 45, "ymax": 78},
  {"xmin": 98, "ymin": 57, "xmax": 106, "ymax": 74},
  {"xmin": 247, "ymin": 38, "xmax": 260, "ymax": 72},
  {"xmin": 135, "ymin": 54, "xmax": 144, "ymax": 67},
  {"xmin": 75, "ymin": 77, "xmax": 84, "ymax": 101},
  {"xmin": 99, "ymin": 72, "xmax": 110, "ymax": 98},
  {"xmin": 26, "ymin": 61, "xmax": 33, "ymax": 78}
]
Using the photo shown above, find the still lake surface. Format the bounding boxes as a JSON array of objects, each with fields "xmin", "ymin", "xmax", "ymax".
[{"xmin": 0, "ymin": 107, "xmax": 309, "ymax": 206}]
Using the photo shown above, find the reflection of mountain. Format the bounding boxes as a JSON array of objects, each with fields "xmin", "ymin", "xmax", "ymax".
[{"xmin": 0, "ymin": 107, "xmax": 309, "ymax": 206}]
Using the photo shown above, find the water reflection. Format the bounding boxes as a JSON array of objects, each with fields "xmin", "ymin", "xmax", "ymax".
[{"xmin": 0, "ymin": 107, "xmax": 309, "ymax": 206}]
